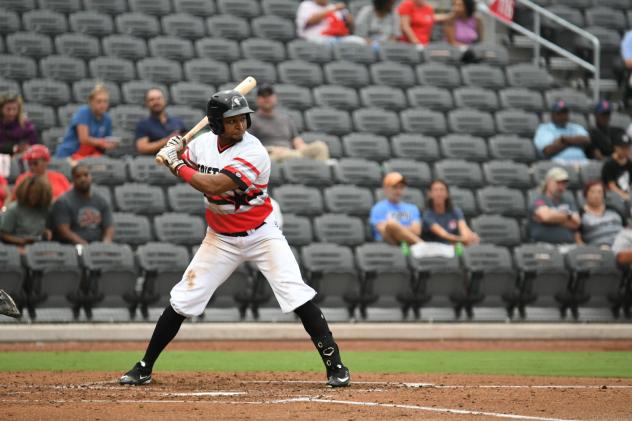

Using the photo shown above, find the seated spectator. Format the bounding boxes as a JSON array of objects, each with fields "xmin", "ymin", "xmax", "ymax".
[
  {"xmin": 0, "ymin": 174, "xmax": 7, "ymax": 210},
  {"xmin": 370, "ymin": 172, "xmax": 423, "ymax": 246},
  {"xmin": 355, "ymin": 0, "xmax": 401, "ymax": 49},
  {"xmin": 11, "ymin": 145, "xmax": 70, "ymax": 201},
  {"xmin": 0, "ymin": 175, "xmax": 52, "ymax": 252},
  {"xmin": 586, "ymin": 100, "xmax": 624, "ymax": 160},
  {"xmin": 621, "ymin": 29, "xmax": 632, "ymax": 107},
  {"xmin": 296, "ymin": 0, "xmax": 365, "ymax": 44},
  {"xmin": 602, "ymin": 131, "xmax": 632, "ymax": 202},
  {"xmin": 249, "ymin": 85, "xmax": 329, "ymax": 162},
  {"xmin": 135, "ymin": 88, "xmax": 186, "ymax": 156},
  {"xmin": 0, "ymin": 92, "xmax": 38, "ymax": 156},
  {"xmin": 55, "ymin": 84, "xmax": 118, "ymax": 160},
  {"xmin": 534, "ymin": 100, "xmax": 590, "ymax": 165},
  {"xmin": 576, "ymin": 181, "xmax": 623, "ymax": 247},
  {"xmin": 422, "ymin": 179, "xmax": 479, "ymax": 245},
  {"xmin": 612, "ymin": 226, "xmax": 632, "ymax": 266},
  {"xmin": 443, "ymin": 0, "xmax": 483, "ymax": 49},
  {"xmin": 528, "ymin": 167, "xmax": 580, "ymax": 245},
  {"xmin": 398, "ymin": 0, "xmax": 448, "ymax": 47},
  {"xmin": 50, "ymin": 164, "xmax": 113, "ymax": 245}
]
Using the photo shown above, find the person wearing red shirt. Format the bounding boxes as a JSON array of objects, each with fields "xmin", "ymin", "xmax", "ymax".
[
  {"xmin": 398, "ymin": 0, "xmax": 448, "ymax": 46},
  {"xmin": 0, "ymin": 175, "xmax": 8, "ymax": 209},
  {"xmin": 11, "ymin": 145, "xmax": 71, "ymax": 202}
]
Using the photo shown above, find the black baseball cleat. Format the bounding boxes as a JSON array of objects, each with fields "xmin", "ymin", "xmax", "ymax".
[
  {"xmin": 119, "ymin": 361, "xmax": 152, "ymax": 385},
  {"xmin": 327, "ymin": 364, "xmax": 350, "ymax": 388}
]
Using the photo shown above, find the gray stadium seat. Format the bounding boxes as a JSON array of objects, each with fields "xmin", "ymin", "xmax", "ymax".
[
  {"xmin": 128, "ymin": 156, "xmax": 178, "ymax": 186},
  {"xmin": 439, "ymin": 134, "xmax": 488, "ymax": 162},
  {"xmin": 116, "ymin": 12, "xmax": 160, "ymax": 38},
  {"xmin": 161, "ymin": 13, "xmax": 205, "ymax": 40},
  {"xmin": 22, "ymin": 10, "xmax": 68, "ymax": 36},
  {"xmin": 544, "ymin": 89, "xmax": 591, "ymax": 113},
  {"xmin": 415, "ymin": 62, "xmax": 461, "ymax": 88},
  {"xmin": 41, "ymin": 126, "xmax": 66, "ymax": 151},
  {"xmin": 0, "ymin": 244, "xmax": 25, "ymax": 310},
  {"xmin": 280, "ymin": 213, "xmax": 313, "ymax": 246},
  {"xmin": 399, "ymin": 107, "xmax": 447, "ymax": 136},
  {"xmin": 166, "ymin": 105, "xmax": 201, "ymax": 129},
  {"xmin": 110, "ymin": 104, "xmax": 146, "ymax": 132},
  {"xmin": 56, "ymin": 103, "xmax": 80, "ymax": 127},
  {"xmin": 83, "ymin": 0, "xmax": 127, "ymax": 15},
  {"xmin": 333, "ymin": 42, "xmax": 375, "ymax": 64},
  {"xmin": 0, "ymin": 0, "xmax": 34, "ymax": 12},
  {"xmin": 370, "ymin": 61, "xmax": 415, "ymax": 88},
  {"xmin": 278, "ymin": 60, "xmax": 324, "ymax": 87},
  {"xmin": 0, "ymin": 9, "xmax": 20, "ymax": 34},
  {"xmin": 495, "ymin": 109, "xmax": 540, "ymax": 137},
  {"xmin": 506, "ymin": 63, "xmax": 553, "ymax": 90},
  {"xmin": 122, "ymin": 80, "xmax": 168, "ymax": 105},
  {"xmin": 195, "ymin": 38, "xmax": 240, "ymax": 62},
  {"xmin": 38, "ymin": 0, "xmax": 82, "ymax": 13},
  {"xmin": 251, "ymin": 15, "xmax": 295, "ymax": 42},
  {"xmin": 445, "ymin": 186, "xmax": 477, "ymax": 217},
  {"xmin": 113, "ymin": 212, "xmax": 152, "ymax": 245},
  {"xmin": 531, "ymin": 161, "xmax": 581, "ymax": 190},
  {"xmin": 448, "ymin": 108, "xmax": 495, "ymax": 137},
  {"xmin": 352, "ymin": 108, "xmax": 400, "ymax": 136},
  {"xmin": 324, "ymin": 60, "xmax": 370, "ymax": 88},
  {"xmin": 273, "ymin": 184, "xmax": 323, "ymax": 216},
  {"xmin": 282, "ymin": 158, "xmax": 332, "ymax": 187},
  {"xmin": 6, "ymin": 32, "xmax": 52, "ymax": 58},
  {"xmin": 470, "ymin": 43, "xmax": 509, "ymax": 66},
  {"xmin": 149, "ymin": 36, "xmax": 194, "ymax": 61},
  {"xmin": 410, "ymin": 253, "xmax": 463, "ymax": 311},
  {"xmin": 406, "ymin": 86, "xmax": 453, "ymax": 111},
  {"xmin": 170, "ymin": 82, "xmax": 214, "ymax": 109},
  {"xmin": 274, "ymin": 84, "xmax": 313, "ymax": 110},
  {"xmin": 608, "ymin": 112, "xmax": 632, "ymax": 131},
  {"xmin": 23, "ymin": 103, "xmax": 56, "ymax": 129},
  {"xmin": 101, "ymin": 34, "xmax": 147, "ymax": 60},
  {"xmin": 579, "ymin": 160, "xmax": 603, "ymax": 185},
  {"xmin": 383, "ymin": 158, "xmax": 432, "ymax": 188},
  {"xmin": 136, "ymin": 242, "xmax": 189, "ymax": 309},
  {"xmin": 314, "ymin": 213, "xmax": 365, "ymax": 246},
  {"xmin": 55, "ymin": 33, "xmax": 100, "ymax": 59},
  {"xmin": 422, "ymin": 41, "xmax": 462, "ymax": 64},
  {"xmin": 89, "ymin": 56, "xmax": 135, "ymax": 82},
  {"xmin": 434, "ymin": 159, "xmax": 483, "ymax": 189},
  {"xmin": 359, "ymin": 85, "xmax": 407, "ymax": 110},
  {"xmin": 312, "ymin": 84, "xmax": 358, "ymax": 110},
  {"xmin": 333, "ymin": 158, "xmax": 382, "ymax": 187},
  {"xmin": 286, "ymin": 39, "xmax": 332, "ymax": 63},
  {"xmin": 482, "ymin": 160, "xmax": 531, "ymax": 190},
  {"xmin": 241, "ymin": 38, "xmax": 286, "ymax": 63},
  {"xmin": 137, "ymin": 57, "xmax": 183, "ymax": 84},
  {"xmin": 488, "ymin": 135, "xmax": 537, "ymax": 163},
  {"xmin": 304, "ymin": 107, "xmax": 351, "ymax": 135},
  {"xmin": 184, "ymin": 58, "xmax": 230, "ymax": 85},
  {"xmin": 129, "ymin": 0, "xmax": 172, "ymax": 16},
  {"xmin": 115, "ymin": 183, "xmax": 167, "ymax": 215},
  {"xmin": 391, "ymin": 134, "xmax": 440, "ymax": 162},
  {"xmin": 0, "ymin": 77, "xmax": 20, "ymax": 95},
  {"xmin": 23, "ymin": 79, "xmax": 70, "ymax": 106},
  {"xmin": 217, "ymin": 0, "xmax": 260, "ymax": 18},
  {"xmin": 323, "ymin": 184, "xmax": 373, "ymax": 216},
  {"xmin": 81, "ymin": 156, "xmax": 128, "ymax": 186},
  {"xmin": 231, "ymin": 59, "xmax": 277, "ymax": 85},
  {"xmin": 300, "ymin": 132, "xmax": 343, "ymax": 158},
  {"xmin": 374, "ymin": 186, "xmax": 424, "ymax": 209},
  {"xmin": 378, "ymin": 41, "xmax": 420, "ymax": 65},
  {"xmin": 69, "ymin": 11, "xmax": 114, "ymax": 37},
  {"xmin": 173, "ymin": 0, "xmax": 216, "ymax": 16},
  {"xmin": 262, "ymin": 0, "xmax": 298, "ymax": 19},
  {"xmin": 594, "ymin": 0, "xmax": 630, "ymax": 10},
  {"xmin": 461, "ymin": 64, "xmax": 506, "ymax": 89},
  {"xmin": 73, "ymin": 80, "xmax": 120, "ymax": 105},
  {"xmin": 154, "ymin": 213, "xmax": 206, "ymax": 246},
  {"xmin": 206, "ymin": 14, "xmax": 250, "ymax": 40},
  {"xmin": 0, "ymin": 55, "xmax": 36, "ymax": 81},
  {"xmin": 498, "ymin": 87, "xmax": 544, "ymax": 112},
  {"xmin": 476, "ymin": 186, "xmax": 527, "ymax": 218},
  {"xmin": 453, "ymin": 86, "xmax": 499, "ymax": 111},
  {"xmin": 342, "ymin": 132, "xmax": 390, "ymax": 161},
  {"xmin": 167, "ymin": 183, "xmax": 205, "ymax": 215},
  {"xmin": 39, "ymin": 55, "xmax": 86, "ymax": 82}
]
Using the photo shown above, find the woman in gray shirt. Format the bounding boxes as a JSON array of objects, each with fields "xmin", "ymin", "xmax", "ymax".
[
  {"xmin": 355, "ymin": 0, "xmax": 401, "ymax": 48},
  {"xmin": 577, "ymin": 181, "xmax": 624, "ymax": 247}
]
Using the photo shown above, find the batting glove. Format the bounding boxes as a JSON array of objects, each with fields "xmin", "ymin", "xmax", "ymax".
[
  {"xmin": 166, "ymin": 135, "xmax": 186, "ymax": 153},
  {"xmin": 157, "ymin": 145, "xmax": 186, "ymax": 175}
]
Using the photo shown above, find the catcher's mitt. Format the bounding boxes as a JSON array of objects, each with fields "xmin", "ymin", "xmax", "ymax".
[{"xmin": 0, "ymin": 289, "xmax": 20, "ymax": 318}]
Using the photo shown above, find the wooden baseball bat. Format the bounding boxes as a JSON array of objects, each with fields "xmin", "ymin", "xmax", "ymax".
[{"xmin": 155, "ymin": 76, "xmax": 257, "ymax": 165}]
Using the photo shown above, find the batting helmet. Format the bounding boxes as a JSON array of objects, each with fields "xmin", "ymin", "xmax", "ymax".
[
  {"xmin": 23, "ymin": 144, "xmax": 51, "ymax": 162},
  {"xmin": 206, "ymin": 90, "xmax": 253, "ymax": 135}
]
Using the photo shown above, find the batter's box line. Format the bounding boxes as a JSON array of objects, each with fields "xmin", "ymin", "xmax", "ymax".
[{"xmin": 242, "ymin": 380, "xmax": 632, "ymax": 389}]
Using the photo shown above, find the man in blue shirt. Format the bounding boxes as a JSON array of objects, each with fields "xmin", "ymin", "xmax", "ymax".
[
  {"xmin": 533, "ymin": 100, "xmax": 590, "ymax": 165},
  {"xmin": 135, "ymin": 88, "xmax": 186, "ymax": 155},
  {"xmin": 370, "ymin": 172, "xmax": 423, "ymax": 246}
]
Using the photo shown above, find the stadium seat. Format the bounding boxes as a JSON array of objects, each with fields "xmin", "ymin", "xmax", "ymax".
[
  {"xmin": 169, "ymin": 105, "xmax": 203, "ymax": 129},
  {"xmin": 483, "ymin": 160, "xmax": 532, "ymax": 189},
  {"xmin": 23, "ymin": 103, "xmax": 56, "ymax": 129},
  {"xmin": 300, "ymin": 132, "xmax": 343, "ymax": 158},
  {"xmin": 101, "ymin": 35, "xmax": 147, "ymax": 61},
  {"xmin": 115, "ymin": 12, "xmax": 160, "ymax": 38},
  {"xmin": 274, "ymin": 84, "xmax": 313, "ymax": 110},
  {"xmin": 406, "ymin": 86, "xmax": 453, "ymax": 111},
  {"xmin": 161, "ymin": 13, "xmax": 205, "ymax": 40},
  {"xmin": 0, "ymin": 9, "xmax": 20, "ymax": 35},
  {"xmin": 391, "ymin": 135, "xmax": 438, "ymax": 163},
  {"xmin": 6, "ymin": 32, "xmax": 53, "ymax": 58},
  {"xmin": 506, "ymin": 64, "xmax": 553, "ymax": 90},
  {"xmin": 422, "ymin": 41, "xmax": 462, "ymax": 64},
  {"xmin": 216, "ymin": 0, "xmax": 260, "ymax": 18},
  {"xmin": 81, "ymin": 156, "xmax": 128, "ymax": 186},
  {"xmin": 453, "ymin": 86, "xmax": 499, "ymax": 111},
  {"xmin": 280, "ymin": 213, "xmax": 313, "ymax": 246},
  {"xmin": 488, "ymin": 135, "xmax": 537, "ymax": 163},
  {"xmin": 173, "ymin": 0, "xmax": 216, "ymax": 16},
  {"xmin": 41, "ymin": 127, "xmax": 66, "ymax": 151},
  {"xmin": 470, "ymin": 214, "xmax": 522, "ymax": 247},
  {"xmin": 153, "ymin": 213, "xmax": 206, "ymax": 247},
  {"xmin": 323, "ymin": 60, "xmax": 370, "ymax": 88},
  {"xmin": 323, "ymin": 184, "xmax": 374, "ymax": 216},
  {"xmin": 439, "ymin": 134, "xmax": 488, "ymax": 162},
  {"xmin": 342, "ymin": 132, "xmax": 391, "ymax": 161},
  {"xmin": 231, "ymin": 59, "xmax": 277, "ymax": 85},
  {"xmin": 333, "ymin": 42, "xmax": 375, "ymax": 64},
  {"xmin": 282, "ymin": 158, "xmax": 333, "ymax": 187},
  {"xmin": 55, "ymin": 33, "xmax": 100, "ymax": 59},
  {"xmin": 170, "ymin": 82, "xmax": 215, "ymax": 109},
  {"xmin": 166, "ymin": 183, "xmax": 205, "ymax": 215},
  {"xmin": 0, "ymin": 0, "xmax": 35, "ymax": 12},
  {"xmin": 114, "ymin": 183, "xmax": 167, "ymax": 215},
  {"xmin": 69, "ymin": 11, "xmax": 114, "ymax": 37},
  {"xmin": 128, "ymin": 156, "xmax": 178, "ymax": 186},
  {"xmin": 184, "ymin": 58, "xmax": 230, "ymax": 85},
  {"xmin": 109, "ymin": 104, "xmax": 146, "ymax": 132},
  {"xmin": 498, "ymin": 87, "xmax": 545, "ymax": 112},
  {"xmin": 304, "ymin": 107, "xmax": 352, "ymax": 135},
  {"xmin": 370, "ymin": 61, "xmax": 415, "ymax": 88},
  {"xmin": 314, "ymin": 213, "xmax": 365, "ymax": 246},
  {"xmin": 495, "ymin": 109, "xmax": 540, "ymax": 137},
  {"xmin": 447, "ymin": 108, "xmax": 495, "ymax": 137},
  {"xmin": 383, "ymin": 159, "xmax": 432, "ymax": 189},
  {"xmin": 122, "ymin": 80, "xmax": 167, "ymax": 105},
  {"xmin": 261, "ymin": 0, "xmax": 298, "ymax": 19},
  {"xmin": 359, "ymin": 85, "xmax": 407, "ymax": 110},
  {"xmin": 378, "ymin": 41, "xmax": 420, "ymax": 64},
  {"xmin": 148, "ymin": 36, "xmax": 194, "ymax": 61},
  {"xmin": 352, "ymin": 108, "xmax": 400, "ymax": 137},
  {"xmin": 544, "ymin": 89, "xmax": 591, "ymax": 113},
  {"xmin": 286, "ymin": 39, "xmax": 332, "ymax": 64},
  {"xmin": 273, "ymin": 184, "xmax": 324, "ymax": 216},
  {"xmin": 416, "ymin": 62, "xmax": 461, "ymax": 88},
  {"xmin": 461, "ymin": 64, "xmax": 506, "ymax": 90},
  {"xmin": 0, "ymin": 55, "xmax": 36, "ymax": 81},
  {"xmin": 410, "ymin": 254, "xmax": 463, "ymax": 311},
  {"xmin": 84, "ymin": 0, "xmax": 127, "ymax": 15},
  {"xmin": 448, "ymin": 186, "xmax": 477, "ymax": 217},
  {"xmin": 607, "ymin": 112, "xmax": 632, "ymax": 131},
  {"xmin": 23, "ymin": 79, "xmax": 70, "ymax": 106},
  {"xmin": 470, "ymin": 43, "xmax": 509, "ymax": 66},
  {"xmin": 579, "ymin": 160, "xmax": 603, "ymax": 185},
  {"xmin": 333, "ymin": 158, "xmax": 382, "ymax": 187},
  {"xmin": 129, "ymin": 0, "xmax": 172, "ymax": 15},
  {"xmin": 136, "ymin": 242, "xmax": 189, "ymax": 309},
  {"xmin": 0, "ymin": 77, "xmax": 20, "ymax": 95},
  {"xmin": 112, "ymin": 212, "xmax": 152, "ymax": 246},
  {"xmin": 434, "ymin": 159, "xmax": 483, "ymax": 189},
  {"xmin": 89, "ymin": 56, "xmax": 135, "ymax": 82},
  {"xmin": 374, "ymin": 186, "xmax": 424, "ymax": 208},
  {"xmin": 400, "ymin": 107, "xmax": 447, "ymax": 136},
  {"xmin": 531, "ymin": 161, "xmax": 581, "ymax": 190},
  {"xmin": 73, "ymin": 80, "xmax": 120, "ymax": 105},
  {"xmin": 195, "ymin": 37, "xmax": 240, "ymax": 62},
  {"xmin": 0, "ymin": 244, "xmax": 25, "ymax": 312},
  {"xmin": 312, "ymin": 85, "xmax": 358, "ymax": 110},
  {"xmin": 250, "ymin": 15, "xmax": 295, "ymax": 42},
  {"xmin": 56, "ymin": 103, "xmax": 80, "ymax": 128},
  {"xmin": 22, "ymin": 10, "xmax": 68, "ymax": 36},
  {"xmin": 137, "ymin": 57, "xmax": 183, "ymax": 84},
  {"xmin": 277, "ymin": 60, "xmax": 324, "ymax": 88},
  {"xmin": 241, "ymin": 38, "xmax": 286, "ymax": 63},
  {"xmin": 40, "ymin": 55, "xmax": 86, "ymax": 82}
]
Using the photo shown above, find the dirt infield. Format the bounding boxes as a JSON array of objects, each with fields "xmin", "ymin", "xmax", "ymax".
[{"xmin": 2, "ymin": 341, "xmax": 632, "ymax": 420}]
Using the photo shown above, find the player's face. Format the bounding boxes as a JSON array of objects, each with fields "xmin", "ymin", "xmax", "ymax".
[{"xmin": 222, "ymin": 114, "xmax": 248, "ymax": 142}]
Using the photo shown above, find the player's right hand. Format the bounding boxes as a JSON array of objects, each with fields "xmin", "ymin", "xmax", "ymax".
[
  {"xmin": 166, "ymin": 135, "xmax": 186, "ymax": 152},
  {"xmin": 157, "ymin": 145, "xmax": 186, "ymax": 175}
]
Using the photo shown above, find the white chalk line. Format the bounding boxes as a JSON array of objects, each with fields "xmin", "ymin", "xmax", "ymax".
[{"xmin": 243, "ymin": 380, "xmax": 632, "ymax": 389}]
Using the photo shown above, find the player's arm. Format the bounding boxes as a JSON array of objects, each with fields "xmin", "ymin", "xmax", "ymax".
[{"xmin": 186, "ymin": 172, "xmax": 240, "ymax": 196}]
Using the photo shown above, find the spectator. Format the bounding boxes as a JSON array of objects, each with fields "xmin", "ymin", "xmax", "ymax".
[
  {"xmin": 135, "ymin": 88, "xmax": 186, "ymax": 156},
  {"xmin": 296, "ymin": 0, "xmax": 365, "ymax": 44},
  {"xmin": 586, "ymin": 100, "xmax": 624, "ymax": 160},
  {"xmin": 355, "ymin": 0, "xmax": 401, "ymax": 49},
  {"xmin": 422, "ymin": 179, "xmax": 479, "ymax": 245},
  {"xmin": 50, "ymin": 164, "xmax": 113, "ymax": 245},
  {"xmin": 528, "ymin": 167, "xmax": 580, "ymax": 245},
  {"xmin": 370, "ymin": 172, "xmax": 423, "ymax": 246},
  {"xmin": 0, "ymin": 174, "xmax": 7, "ymax": 210},
  {"xmin": 0, "ymin": 92, "xmax": 38, "ymax": 156},
  {"xmin": 11, "ymin": 145, "xmax": 70, "ymax": 201},
  {"xmin": 55, "ymin": 83, "xmax": 118, "ymax": 160},
  {"xmin": 0, "ymin": 174, "xmax": 52, "ymax": 251},
  {"xmin": 602, "ymin": 131, "xmax": 632, "ymax": 202},
  {"xmin": 443, "ymin": 0, "xmax": 483, "ymax": 49},
  {"xmin": 249, "ymin": 85, "xmax": 329, "ymax": 162},
  {"xmin": 533, "ymin": 100, "xmax": 590, "ymax": 165},
  {"xmin": 397, "ymin": 0, "xmax": 448, "ymax": 47},
  {"xmin": 576, "ymin": 181, "xmax": 623, "ymax": 247},
  {"xmin": 621, "ymin": 29, "xmax": 632, "ymax": 107},
  {"xmin": 612, "ymin": 226, "xmax": 632, "ymax": 266}
]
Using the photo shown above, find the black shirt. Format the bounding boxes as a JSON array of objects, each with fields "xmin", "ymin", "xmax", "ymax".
[
  {"xmin": 602, "ymin": 157, "xmax": 632, "ymax": 193},
  {"xmin": 586, "ymin": 125, "xmax": 624, "ymax": 159}
]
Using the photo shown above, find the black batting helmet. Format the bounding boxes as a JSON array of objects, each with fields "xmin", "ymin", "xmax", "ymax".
[{"xmin": 206, "ymin": 90, "xmax": 254, "ymax": 135}]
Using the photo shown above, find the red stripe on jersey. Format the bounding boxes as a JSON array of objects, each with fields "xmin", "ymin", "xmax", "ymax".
[
  {"xmin": 254, "ymin": 183, "xmax": 268, "ymax": 188},
  {"xmin": 205, "ymin": 197, "xmax": 273, "ymax": 233},
  {"xmin": 224, "ymin": 165, "xmax": 253, "ymax": 187},
  {"xmin": 234, "ymin": 157, "xmax": 260, "ymax": 176}
]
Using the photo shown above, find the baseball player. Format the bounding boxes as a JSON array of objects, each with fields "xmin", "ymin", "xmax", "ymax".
[
  {"xmin": 119, "ymin": 90, "xmax": 350, "ymax": 388},
  {"xmin": 0, "ymin": 290, "xmax": 20, "ymax": 318}
]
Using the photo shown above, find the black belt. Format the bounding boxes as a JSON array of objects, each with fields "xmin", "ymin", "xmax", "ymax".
[{"xmin": 216, "ymin": 222, "xmax": 266, "ymax": 237}]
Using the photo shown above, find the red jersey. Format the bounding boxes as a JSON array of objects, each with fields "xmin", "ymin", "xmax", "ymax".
[{"xmin": 398, "ymin": 0, "xmax": 435, "ymax": 45}]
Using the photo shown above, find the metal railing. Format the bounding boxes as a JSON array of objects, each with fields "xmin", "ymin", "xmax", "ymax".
[{"xmin": 478, "ymin": 0, "xmax": 601, "ymax": 101}]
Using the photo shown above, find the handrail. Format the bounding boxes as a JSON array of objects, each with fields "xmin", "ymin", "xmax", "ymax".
[{"xmin": 477, "ymin": 0, "xmax": 601, "ymax": 102}]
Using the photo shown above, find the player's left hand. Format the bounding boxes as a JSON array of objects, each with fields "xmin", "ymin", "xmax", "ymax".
[{"xmin": 157, "ymin": 145, "xmax": 186, "ymax": 176}]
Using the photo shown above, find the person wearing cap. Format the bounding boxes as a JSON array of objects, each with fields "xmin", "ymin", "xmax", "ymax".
[
  {"xmin": 586, "ymin": 100, "xmax": 625, "ymax": 160},
  {"xmin": 11, "ymin": 145, "xmax": 71, "ymax": 202},
  {"xmin": 135, "ymin": 88, "xmax": 186, "ymax": 155},
  {"xmin": 422, "ymin": 179, "xmax": 479, "ymax": 245},
  {"xmin": 528, "ymin": 167, "xmax": 580, "ymax": 245},
  {"xmin": 533, "ymin": 100, "xmax": 590, "ymax": 165},
  {"xmin": 370, "ymin": 172, "xmax": 423, "ymax": 246},
  {"xmin": 601, "ymin": 131, "xmax": 632, "ymax": 202},
  {"xmin": 249, "ymin": 85, "xmax": 329, "ymax": 163}
]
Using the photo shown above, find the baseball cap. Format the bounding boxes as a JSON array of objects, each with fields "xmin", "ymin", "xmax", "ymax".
[
  {"xmin": 545, "ymin": 167, "xmax": 569, "ymax": 183},
  {"xmin": 383, "ymin": 172, "xmax": 406, "ymax": 188},
  {"xmin": 257, "ymin": 84, "xmax": 275, "ymax": 97},
  {"xmin": 612, "ymin": 131, "xmax": 632, "ymax": 148},
  {"xmin": 23, "ymin": 144, "xmax": 51, "ymax": 162},
  {"xmin": 594, "ymin": 99, "xmax": 612, "ymax": 114},
  {"xmin": 550, "ymin": 99, "xmax": 569, "ymax": 113}
]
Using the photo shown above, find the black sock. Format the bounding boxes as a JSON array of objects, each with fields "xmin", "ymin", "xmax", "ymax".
[
  {"xmin": 294, "ymin": 301, "xmax": 344, "ymax": 373},
  {"xmin": 141, "ymin": 305, "xmax": 186, "ymax": 370}
]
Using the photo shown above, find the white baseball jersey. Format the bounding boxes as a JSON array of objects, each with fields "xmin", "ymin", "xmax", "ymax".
[{"xmin": 182, "ymin": 130, "xmax": 272, "ymax": 234}]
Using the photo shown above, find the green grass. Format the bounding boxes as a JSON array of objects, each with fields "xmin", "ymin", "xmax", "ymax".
[{"xmin": 1, "ymin": 351, "xmax": 631, "ymax": 378}]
